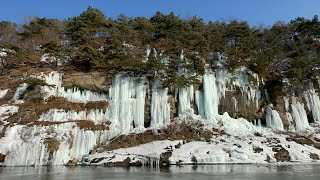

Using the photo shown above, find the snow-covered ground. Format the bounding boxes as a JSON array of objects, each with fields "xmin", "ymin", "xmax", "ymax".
[{"xmin": 87, "ymin": 127, "xmax": 320, "ymax": 166}]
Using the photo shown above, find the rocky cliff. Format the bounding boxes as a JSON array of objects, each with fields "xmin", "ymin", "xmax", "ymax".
[{"xmin": 0, "ymin": 66, "xmax": 320, "ymax": 166}]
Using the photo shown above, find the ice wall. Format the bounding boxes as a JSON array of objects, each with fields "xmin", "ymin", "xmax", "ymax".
[
  {"xmin": 40, "ymin": 73, "xmax": 148, "ymax": 135},
  {"xmin": 5, "ymin": 67, "xmax": 313, "ymax": 166},
  {"xmin": 193, "ymin": 68, "xmax": 261, "ymax": 125},
  {"xmin": 107, "ymin": 74, "xmax": 147, "ymax": 134},
  {"xmin": 0, "ymin": 123, "xmax": 108, "ymax": 166},
  {"xmin": 0, "ymin": 125, "xmax": 49, "ymax": 166}
]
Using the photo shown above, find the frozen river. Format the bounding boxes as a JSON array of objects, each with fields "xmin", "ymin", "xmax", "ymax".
[{"xmin": 1, "ymin": 164, "xmax": 320, "ymax": 180}]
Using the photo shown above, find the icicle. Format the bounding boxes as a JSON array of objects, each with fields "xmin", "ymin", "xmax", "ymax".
[
  {"xmin": 232, "ymin": 97, "xmax": 237, "ymax": 110},
  {"xmin": 215, "ymin": 69, "xmax": 228, "ymax": 99},
  {"xmin": 200, "ymin": 72, "xmax": 219, "ymax": 123},
  {"xmin": 178, "ymin": 86, "xmax": 194, "ymax": 116},
  {"xmin": 304, "ymin": 88, "xmax": 320, "ymax": 122},
  {"xmin": 284, "ymin": 97, "xmax": 290, "ymax": 112},
  {"xmin": 40, "ymin": 71, "xmax": 108, "ymax": 103},
  {"xmin": 39, "ymin": 109, "xmax": 108, "ymax": 123},
  {"xmin": 134, "ymin": 79, "xmax": 147, "ymax": 130},
  {"xmin": 151, "ymin": 82, "xmax": 170, "ymax": 127},
  {"xmin": 291, "ymin": 97, "xmax": 309, "ymax": 130},
  {"xmin": 143, "ymin": 45, "xmax": 151, "ymax": 62},
  {"xmin": 285, "ymin": 112, "xmax": 295, "ymax": 131},
  {"xmin": 265, "ymin": 105, "xmax": 284, "ymax": 130},
  {"xmin": 257, "ymin": 119, "xmax": 261, "ymax": 127},
  {"xmin": 108, "ymin": 74, "xmax": 146, "ymax": 134}
]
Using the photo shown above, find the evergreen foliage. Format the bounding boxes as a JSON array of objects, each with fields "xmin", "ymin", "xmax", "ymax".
[{"xmin": 0, "ymin": 8, "xmax": 319, "ymax": 93}]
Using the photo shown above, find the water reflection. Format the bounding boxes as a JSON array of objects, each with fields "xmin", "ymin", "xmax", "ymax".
[{"xmin": 1, "ymin": 164, "xmax": 320, "ymax": 180}]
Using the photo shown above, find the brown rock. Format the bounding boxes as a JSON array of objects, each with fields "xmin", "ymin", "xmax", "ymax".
[
  {"xmin": 274, "ymin": 147, "xmax": 290, "ymax": 162},
  {"xmin": 310, "ymin": 153, "xmax": 319, "ymax": 160},
  {"xmin": 0, "ymin": 153, "xmax": 6, "ymax": 163},
  {"xmin": 160, "ymin": 151, "xmax": 172, "ymax": 167},
  {"xmin": 62, "ymin": 72, "xmax": 112, "ymax": 92}
]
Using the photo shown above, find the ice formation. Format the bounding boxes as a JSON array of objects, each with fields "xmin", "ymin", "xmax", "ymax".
[
  {"xmin": 0, "ymin": 124, "xmax": 108, "ymax": 166},
  {"xmin": 151, "ymin": 82, "xmax": 170, "ymax": 127},
  {"xmin": 304, "ymin": 88, "xmax": 320, "ymax": 122},
  {"xmin": 40, "ymin": 72, "xmax": 108, "ymax": 103},
  {"xmin": 217, "ymin": 112, "xmax": 257, "ymax": 137},
  {"xmin": 198, "ymin": 72, "xmax": 219, "ymax": 123},
  {"xmin": 178, "ymin": 86, "xmax": 194, "ymax": 116},
  {"xmin": 39, "ymin": 109, "xmax": 108, "ymax": 123},
  {"xmin": 265, "ymin": 105, "xmax": 284, "ymax": 131},
  {"xmin": 108, "ymin": 74, "xmax": 147, "ymax": 133},
  {"xmin": 0, "ymin": 105, "xmax": 19, "ymax": 121},
  {"xmin": 1, "ymin": 66, "xmax": 320, "ymax": 166},
  {"xmin": 0, "ymin": 89, "xmax": 8, "ymax": 99},
  {"xmin": 291, "ymin": 97, "xmax": 310, "ymax": 130}
]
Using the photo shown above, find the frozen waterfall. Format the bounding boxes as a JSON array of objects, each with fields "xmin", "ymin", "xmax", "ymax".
[
  {"xmin": 151, "ymin": 82, "xmax": 170, "ymax": 127},
  {"xmin": 304, "ymin": 88, "xmax": 320, "ymax": 122},
  {"xmin": 291, "ymin": 98, "xmax": 310, "ymax": 130},
  {"xmin": 108, "ymin": 74, "xmax": 147, "ymax": 134},
  {"xmin": 265, "ymin": 106, "xmax": 284, "ymax": 131}
]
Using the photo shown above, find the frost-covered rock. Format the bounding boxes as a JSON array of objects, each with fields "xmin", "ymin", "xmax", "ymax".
[{"xmin": 0, "ymin": 89, "xmax": 8, "ymax": 99}]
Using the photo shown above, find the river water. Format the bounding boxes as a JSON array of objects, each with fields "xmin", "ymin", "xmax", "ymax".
[{"xmin": 1, "ymin": 164, "xmax": 320, "ymax": 180}]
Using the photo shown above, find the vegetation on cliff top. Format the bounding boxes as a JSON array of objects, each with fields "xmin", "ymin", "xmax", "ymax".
[{"xmin": 0, "ymin": 7, "xmax": 320, "ymax": 93}]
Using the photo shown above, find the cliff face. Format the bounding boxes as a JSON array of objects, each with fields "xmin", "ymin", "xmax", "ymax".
[{"xmin": 0, "ymin": 68, "xmax": 320, "ymax": 166}]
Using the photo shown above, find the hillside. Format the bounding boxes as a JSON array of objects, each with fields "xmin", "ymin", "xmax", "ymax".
[{"xmin": 0, "ymin": 7, "xmax": 320, "ymax": 166}]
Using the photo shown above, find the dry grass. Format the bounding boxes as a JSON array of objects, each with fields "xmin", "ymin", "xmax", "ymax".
[
  {"xmin": 6, "ymin": 96, "xmax": 108, "ymax": 125},
  {"xmin": 97, "ymin": 120, "xmax": 214, "ymax": 151},
  {"xmin": 0, "ymin": 65, "xmax": 54, "ymax": 105},
  {"xmin": 75, "ymin": 120, "xmax": 109, "ymax": 131},
  {"xmin": 286, "ymin": 135, "xmax": 320, "ymax": 150},
  {"xmin": 62, "ymin": 72, "xmax": 113, "ymax": 93},
  {"xmin": 3, "ymin": 120, "xmax": 109, "ymax": 133}
]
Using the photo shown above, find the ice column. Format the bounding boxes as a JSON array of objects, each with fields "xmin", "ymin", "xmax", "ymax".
[
  {"xmin": 291, "ymin": 98, "xmax": 309, "ymax": 130},
  {"xmin": 108, "ymin": 74, "xmax": 146, "ymax": 135},
  {"xmin": 201, "ymin": 72, "xmax": 219, "ymax": 123},
  {"xmin": 178, "ymin": 86, "xmax": 194, "ymax": 116},
  {"xmin": 305, "ymin": 89, "xmax": 320, "ymax": 122},
  {"xmin": 151, "ymin": 82, "xmax": 170, "ymax": 127},
  {"xmin": 265, "ymin": 106, "xmax": 284, "ymax": 130}
]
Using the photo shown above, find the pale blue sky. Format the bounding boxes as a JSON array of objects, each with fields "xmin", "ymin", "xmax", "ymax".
[{"xmin": 0, "ymin": 0, "xmax": 319, "ymax": 25}]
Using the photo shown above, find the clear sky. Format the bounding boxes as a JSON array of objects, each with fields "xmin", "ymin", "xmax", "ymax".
[{"xmin": 0, "ymin": 0, "xmax": 319, "ymax": 26}]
